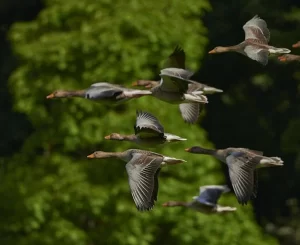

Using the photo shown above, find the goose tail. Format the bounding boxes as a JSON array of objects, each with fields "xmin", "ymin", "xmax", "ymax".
[
  {"xmin": 163, "ymin": 157, "xmax": 186, "ymax": 165},
  {"xmin": 269, "ymin": 47, "xmax": 291, "ymax": 54},
  {"xmin": 164, "ymin": 133, "xmax": 187, "ymax": 142},
  {"xmin": 259, "ymin": 157, "xmax": 284, "ymax": 166},
  {"xmin": 184, "ymin": 93, "xmax": 208, "ymax": 103},
  {"xmin": 203, "ymin": 87, "xmax": 223, "ymax": 94}
]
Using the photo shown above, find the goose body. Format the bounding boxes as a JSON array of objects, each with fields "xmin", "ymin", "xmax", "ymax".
[
  {"xmin": 149, "ymin": 67, "xmax": 208, "ymax": 123},
  {"xmin": 162, "ymin": 185, "xmax": 236, "ymax": 214},
  {"xmin": 278, "ymin": 54, "xmax": 300, "ymax": 62},
  {"xmin": 105, "ymin": 110, "xmax": 186, "ymax": 147},
  {"xmin": 209, "ymin": 15, "xmax": 291, "ymax": 65},
  {"xmin": 87, "ymin": 149, "xmax": 186, "ymax": 211},
  {"xmin": 185, "ymin": 146, "xmax": 284, "ymax": 205}
]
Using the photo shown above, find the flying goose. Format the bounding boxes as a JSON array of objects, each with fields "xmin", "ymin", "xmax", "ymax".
[
  {"xmin": 278, "ymin": 54, "xmax": 300, "ymax": 62},
  {"xmin": 105, "ymin": 110, "xmax": 186, "ymax": 146},
  {"xmin": 46, "ymin": 82, "xmax": 151, "ymax": 102},
  {"xmin": 87, "ymin": 149, "xmax": 186, "ymax": 211},
  {"xmin": 162, "ymin": 185, "xmax": 236, "ymax": 214},
  {"xmin": 208, "ymin": 15, "xmax": 291, "ymax": 65},
  {"xmin": 185, "ymin": 146, "xmax": 284, "ymax": 204}
]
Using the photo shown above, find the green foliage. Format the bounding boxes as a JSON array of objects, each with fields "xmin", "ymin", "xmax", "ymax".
[{"xmin": 2, "ymin": 0, "xmax": 278, "ymax": 244}]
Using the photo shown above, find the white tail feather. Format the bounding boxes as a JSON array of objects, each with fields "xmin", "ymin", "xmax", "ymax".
[
  {"xmin": 184, "ymin": 93, "xmax": 208, "ymax": 103},
  {"xmin": 269, "ymin": 47, "xmax": 291, "ymax": 54},
  {"xmin": 163, "ymin": 157, "xmax": 186, "ymax": 164},
  {"xmin": 216, "ymin": 206, "xmax": 237, "ymax": 213},
  {"xmin": 164, "ymin": 133, "xmax": 187, "ymax": 142}
]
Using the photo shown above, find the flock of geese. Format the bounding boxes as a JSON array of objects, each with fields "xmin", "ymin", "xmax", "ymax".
[{"xmin": 46, "ymin": 15, "xmax": 290, "ymax": 213}]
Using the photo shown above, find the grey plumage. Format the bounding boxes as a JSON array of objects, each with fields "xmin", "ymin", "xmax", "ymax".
[
  {"xmin": 209, "ymin": 15, "xmax": 291, "ymax": 65},
  {"xmin": 87, "ymin": 149, "xmax": 186, "ymax": 211},
  {"xmin": 185, "ymin": 146, "xmax": 284, "ymax": 205}
]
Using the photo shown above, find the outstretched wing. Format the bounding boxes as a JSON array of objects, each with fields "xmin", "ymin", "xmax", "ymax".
[
  {"xmin": 134, "ymin": 111, "xmax": 165, "ymax": 138},
  {"xmin": 243, "ymin": 46, "xmax": 269, "ymax": 65},
  {"xmin": 179, "ymin": 103, "xmax": 200, "ymax": 124},
  {"xmin": 195, "ymin": 185, "xmax": 230, "ymax": 206},
  {"xmin": 162, "ymin": 46, "xmax": 186, "ymax": 69},
  {"xmin": 226, "ymin": 151, "xmax": 260, "ymax": 205},
  {"xmin": 243, "ymin": 15, "xmax": 270, "ymax": 44},
  {"xmin": 158, "ymin": 68, "xmax": 194, "ymax": 93},
  {"xmin": 125, "ymin": 153, "xmax": 163, "ymax": 211}
]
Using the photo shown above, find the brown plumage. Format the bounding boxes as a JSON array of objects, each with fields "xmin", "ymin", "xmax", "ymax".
[
  {"xmin": 87, "ymin": 149, "xmax": 186, "ymax": 211},
  {"xmin": 185, "ymin": 146, "xmax": 284, "ymax": 205},
  {"xmin": 162, "ymin": 185, "xmax": 236, "ymax": 214},
  {"xmin": 104, "ymin": 110, "xmax": 186, "ymax": 147},
  {"xmin": 209, "ymin": 15, "xmax": 290, "ymax": 65},
  {"xmin": 46, "ymin": 82, "xmax": 151, "ymax": 102},
  {"xmin": 278, "ymin": 54, "xmax": 300, "ymax": 63},
  {"xmin": 292, "ymin": 41, "xmax": 300, "ymax": 48}
]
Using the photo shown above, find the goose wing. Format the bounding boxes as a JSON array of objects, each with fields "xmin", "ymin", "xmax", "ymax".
[
  {"xmin": 226, "ymin": 151, "xmax": 260, "ymax": 205},
  {"xmin": 162, "ymin": 46, "xmax": 186, "ymax": 69},
  {"xmin": 243, "ymin": 46, "xmax": 269, "ymax": 65},
  {"xmin": 243, "ymin": 15, "xmax": 270, "ymax": 44},
  {"xmin": 194, "ymin": 185, "xmax": 230, "ymax": 206},
  {"xmin": 158, "ymin": 68, "xmax": 194, "ymax": 93},
  {"xmin": 86, "ymin": 82, "xmax": 124, "ymax": 100},
  {"xmin": 179, "ymin": 103, "xmax": 200, "ymax": 124},
  {"xmin": 134, "ymin": 111, "xmax": 165, "ymax": 138},
  {"xmin": 125, "ymin": 153, "xmax": 163, "ymax": 211}
]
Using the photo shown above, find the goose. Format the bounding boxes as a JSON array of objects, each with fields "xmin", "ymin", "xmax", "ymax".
[
  {"xmin": 208, "ymin": 15, "xmax": 291, "ymax": 65},
  {"xmin": 132, "ymin": 46, "xmax": 223, "ymax": 94},
  {"xmin": 150, "ymin": 67, "xmax": 208, "ymax": 124},
  {"xmin": 185, "ymin": 146, "xmax": 284, "ymax": 205},
  {"xmin": 278, "ymin": 54, "xmax": 300, "ymax": 62},
  {"xmin": 118, "ymin": 67, "xmax": 208, "ymax": 123},
  {"xmin": 87, "ymin": 149, "xmax": 186, "ymax": 211},
  {"xmin": 162, "ymin": 185, "xmax": 236, "ymax": 214},
  {"xmin": 293, "ymin": 41, "xmax": 300, "ymax": 48},
  {"xmin": 46, "ymin": 82, "xmax": 151, "ymax": 102},
  {"xmin": 105, "ymin": 110, "xmax": 186, "ymax": 146}
]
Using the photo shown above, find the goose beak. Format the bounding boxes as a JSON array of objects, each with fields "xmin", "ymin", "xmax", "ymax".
[
  {"xmin": 278, "ymin": 56, "xmax": 287, "ymax": 62},
  {"xmin": 87, "ymin": 153, "xmax": 95, "ymax": 158},
  {"xmin": 132, "ymin": 81, "xmax": 138, "ymax": 86},
  {"xmin": 104, "ymin": 135, "xmax": 111, "ymax": 140},
  {"xmin": 292, "ymin": 43, "xmax": 300, "ymax": 48},
  {"xmin": 46, "ymin": 93, "xmax": 55, "ymax": 99},
  {"xmin": 184, "ymin": 148, "xmax": 191, "ymax": 152},
  {"xmin": 208, "ymin": 49, "xmax": 216, "ymax": 54},
  {"xmin": 162, "ymin": 202, "xmax": 168, "ymax": 207}
]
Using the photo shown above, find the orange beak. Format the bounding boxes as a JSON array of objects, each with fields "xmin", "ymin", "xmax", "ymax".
[
  {"xmin": 278, "ymin": 56, "xmax": 287, "ymax": 62},
  {"xmin": 132, "ymin": 81, "xmax": 138, "ymax": 86},
  {"xmin": 162, "ymin": 203, "xmax": 168, "ymax": 207},
  {"xmin": 46, "ymin": 93, "xmax": 55, "ymax": 99},
  {"xmin": 104, "ymin": 135, "xmax": 111, "ymax": 140},
  {"xmin": 208, "ymin": 49, "xmax": 216, "ymax": 54},
  {"xmin": 87, "ymin": 153, "xmax": 95, "ymax": 158},
  {"xmin": 292, "ymin": 43, "xmax": 300, "ymax": 48},
  {"xmin": 184, "ymin": 148, "xmax": 191, "ymax": 152}
]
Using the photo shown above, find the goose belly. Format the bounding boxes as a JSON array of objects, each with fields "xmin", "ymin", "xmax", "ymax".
[{"xmin": 152, "ymin": 90, "xmax": 183, "ymax": 103}]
